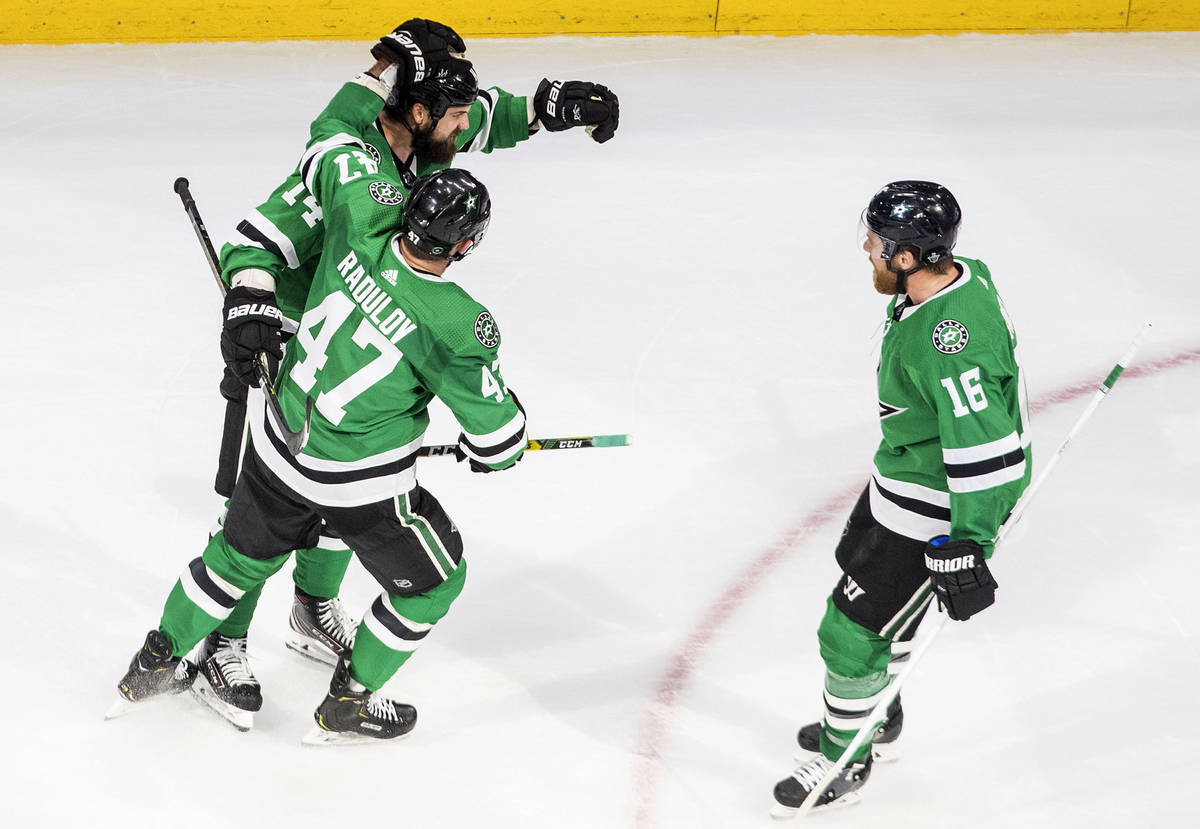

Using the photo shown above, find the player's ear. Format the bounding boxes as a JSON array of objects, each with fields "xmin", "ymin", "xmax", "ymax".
[{"xmin": 895, "ymin": 249, "xmax": 918, "ymax": 271}]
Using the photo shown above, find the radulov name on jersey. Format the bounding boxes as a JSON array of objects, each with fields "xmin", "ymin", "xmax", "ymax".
[{"xmin": 336, "ymin": 249, "xmax": 418, "ymax": 345}]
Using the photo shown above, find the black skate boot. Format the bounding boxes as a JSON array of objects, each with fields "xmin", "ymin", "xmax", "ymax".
[
  {"xmin": 771, "ymin": 752, "xmax": 873, "ymax": 817},
  {"xmin": 108, "ymin": 630, "xmax": 198, "ymax": 719},
  {"xmin": 302, "ymin": 656, "xmax": 417, "ymax": 745},
  {"xmin": 796, "ymin": 695, "xmax": 903, "ymax": 762},
  {"xmin": 191, "ymin": 632, "xmax": 262, "ymax": 731},
  {"xmin": 285, "ymin": 589, "xmax": 356, "ymax": 668}
]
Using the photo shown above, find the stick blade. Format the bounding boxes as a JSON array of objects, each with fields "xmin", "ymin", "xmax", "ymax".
[{"xmin": 591, "ymin": 433, "xmax": 631, "ymax": 448}]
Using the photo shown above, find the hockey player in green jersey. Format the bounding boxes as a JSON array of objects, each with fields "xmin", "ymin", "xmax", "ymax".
[
  {"xmin": 203, "ymin": 18, "xmax": 619, "ymax": 725},
  {"xmin": 772, "ymin": 181, "xmax": 1031, "ymax": 814},
  {"xmin": 118, "ymin": 157, "xmax": 522, "ymax": 741}
]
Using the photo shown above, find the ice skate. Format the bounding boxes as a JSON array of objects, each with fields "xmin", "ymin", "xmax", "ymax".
[
  {"xmin": 770, "ymin": 753, "xmax": 873, "ymax": 818},
  {"xmin": 794, "ymin": 695, "xmax": 903, "ymax": 763},
  {"xmin": 301, "ymin": 656, "xmax": 416, "ymax": 746},
  {"xmin": 107, "ymin": 629, "xmax": 198, "ymax": 720},
  {"xmin": 190, "ymin": 632, "xmax": 262, "ymax": 731},
  {"xmin": 285, "ymin": 589, "xmax": 356, "ymax": 668}
]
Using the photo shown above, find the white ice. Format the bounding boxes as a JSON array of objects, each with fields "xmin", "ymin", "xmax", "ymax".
[{"xmin": 2, "ymin": 32, "xmax": 1199, "ymax": 828}]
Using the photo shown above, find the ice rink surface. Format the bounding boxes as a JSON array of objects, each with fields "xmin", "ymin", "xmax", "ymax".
[{"xmin": 2, "ymin": 31, "xmax": 1199, "ymax": 828}]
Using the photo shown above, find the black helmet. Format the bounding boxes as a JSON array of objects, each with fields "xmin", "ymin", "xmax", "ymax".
[
  {"xmin": 386, "ymin": 57, "xmax": 478, "ymax": 121},
  {"xmin": 403, "ymin": 169, "xmax": 491, "ymax": 261},
  {"xmin": 863, "ymin": 181, "xmax": 961, "ymax": 266}
]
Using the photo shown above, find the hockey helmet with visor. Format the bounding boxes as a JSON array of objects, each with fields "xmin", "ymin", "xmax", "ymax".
[{"xmin": 858, "ymin": 180, "xmax": 961, "ymax": 267}]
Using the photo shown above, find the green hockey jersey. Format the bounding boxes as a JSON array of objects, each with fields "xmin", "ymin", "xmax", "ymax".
[
  {"xmin": 218, "ymin": 74, "xmax": 532, "ymax": 327},
  {"xmin": 869, "ymin": 257, "xmax": 1031, "ymax": 554},
  {"xmin": 247, "ymin": 80, "xmax": 526, "ymax": 508}
]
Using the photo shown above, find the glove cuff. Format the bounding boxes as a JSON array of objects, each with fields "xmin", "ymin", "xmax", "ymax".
[{"xmin": 230, "ymin": 268, "xmax": 277, "ymax": 293}]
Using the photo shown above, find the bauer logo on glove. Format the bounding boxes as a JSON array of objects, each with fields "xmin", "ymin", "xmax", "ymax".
[{"xmin": 533, "ymin": 79, "xmax": 620, "ymax": 143}]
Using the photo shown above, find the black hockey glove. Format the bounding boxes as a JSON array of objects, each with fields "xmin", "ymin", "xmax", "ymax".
[
  {"xmin": 533, "ymin": 79, "xmax": 620, "ymax": 143},
  {"xmin": 924, "ymin": 537, "xmax": 998, "ymax": 621},
  {"xmin": 372, "ymin": 19, "xmax": 466, "ymax": 89},
  {"xmin": 453, "ymin": 439, "xmax": 526, "ymax": 474},
  {"xmin": 453, "ymin": 391, "xmax": 525, "ymax": 473},
  {"xmin": 220, "ymin": 286, "xmax": 284, "ymax": 388}
]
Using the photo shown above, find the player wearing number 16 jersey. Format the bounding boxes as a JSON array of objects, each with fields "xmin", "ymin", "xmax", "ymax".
[
  {"xmin": 771, "ymin": 181, "xmax": 1032, "ymax": 814},
  {"xmin": 116, "ymin": 88, "xmax": 524, "ymax": 739}
]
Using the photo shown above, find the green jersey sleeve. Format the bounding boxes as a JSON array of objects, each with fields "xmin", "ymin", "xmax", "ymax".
[
  {"xmin": 413, "ymin": 311, "xmax": 526, "ymax": 470},
  {"xmin": 219, "ymin": 77, "xmax": 391, "ymax": 322},
  {"xmin": 456, "ymin": 86, "xmax": 532, "ymax": 154},
  {"xmin": 916, "ymin": 264, "xmax": 1030, "ymax": 554}
]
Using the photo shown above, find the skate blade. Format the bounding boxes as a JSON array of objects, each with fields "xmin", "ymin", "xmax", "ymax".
[
  {"xmin": 104, "ymin": 695, "xmax": 134, "ymax": 721},
  {"xmin": 793, "ymin": 741, "xmax": 899, "ymax": 765},
  {"xmin": 769, "ymin": 791, "xmax": 862, "ymax": 820},
  {"xmin": 190, "ymin": 682, "xmax": 254, "ymax": 732},
  {"xmin": 300, "ymin": 725, "xmax": 410, "ymax": 747},
  {"xmin": 284, "ymin": 632, "xmax": 341, "ymax": 668}
]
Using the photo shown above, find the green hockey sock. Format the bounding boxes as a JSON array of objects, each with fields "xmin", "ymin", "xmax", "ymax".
[
  {"xmin": 292, "ymin": 545, "xmax": 353, "ymax": 600},
  {"xmin": 216, "ymin": 582, "xmax": 263, "ymax": 638},
  {"xmin": 348, "ymin": 562, "xmax": 467, "ymax": 691},
  {"xmin": 159, "ymin": 530, "xmax": 289, "ymax": 656},
  {"xmin": 818, "ymin": 670, "xmax": 890, "ymax": 763}
]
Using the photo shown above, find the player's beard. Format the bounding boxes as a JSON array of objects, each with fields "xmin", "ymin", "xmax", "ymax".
[
  {"xmin": 872, "ymin": 261, "xmax": 898, "ymax": 295},
  {"xmin": 413, "ymin": 125, "xmax": 459, "ymax": 164}
]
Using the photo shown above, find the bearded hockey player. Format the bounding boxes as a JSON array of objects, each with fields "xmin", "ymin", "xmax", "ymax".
[
  {"xmin": 118, "ymin": 155, "xmax": 522, "ymax": 741},
  {"xmin": 771, "ymin": 181, "xmax": 1031, "ymax": 814},
  {"xmin": 199, "ymin": 18, "xmax": 619, "ymax": 729}
]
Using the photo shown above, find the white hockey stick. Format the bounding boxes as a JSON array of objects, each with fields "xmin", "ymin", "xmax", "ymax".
[{"xmin": 791, "ymin": 321, "xmax": 1154, "ymax": 822}]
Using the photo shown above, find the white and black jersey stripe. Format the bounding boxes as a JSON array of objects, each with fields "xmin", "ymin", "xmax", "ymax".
[
  {"xmin": 248, "ymin": 390, "xmax": 423, "ymax": 508},
  {"xmin": 942, "ymin": 431, "xmax": 1028, "ymax": 493},
  {"xmin": 178, "ymin": 557, "xmax": 245, "ymax": 621},
  {"xmin": 460, "ymin": 88, "xmax": 499, "ymax": 154},
  {"xmin": 456, "ymin": 408, "xmax": 526, "ymax": 468},
  {"xmin": 868, "ymin": 473, "xmax": 952, "ymax": 542},
  {"xmin": 232, "ymin": 207, "xmax": 301, "ymax": 270},
  {"xmin": 301, "ymin": 132, "xmax": 367, "ymax": 194},
  {"xmin": 362, "ymin": 593, "xmax": 433, "ymax": 655}
]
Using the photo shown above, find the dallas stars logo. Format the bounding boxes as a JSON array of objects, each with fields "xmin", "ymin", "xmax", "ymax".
[
  {"xmin": 474, "ymin": 311, "xmax": 500, "ymax": 348},
  {"xmin": 369, "ymin": 181, "xmax": 404, "ymax": 206},
  {"xmin": 932, "ymin": 319, "xmax": 969, "ymax": 354},
  {"xmin": 891, "ymin": 202, "xmax": 912, "ymax": 219},
  {"xmin": 465, "ymin": 194, "xmax": 478, "ymax": 211}
]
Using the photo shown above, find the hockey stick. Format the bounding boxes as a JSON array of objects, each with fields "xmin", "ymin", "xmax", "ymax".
[
  {"xmin": 791, "ymin": 321, "xmax": 1154, "ymax": 822},
  {"xmin": 417, "ymin": 433, "xmax": 632, "ymax": 457},
  {"xmin": 173, "ymin": 177, "xmax": 313, "ymax": 458}
]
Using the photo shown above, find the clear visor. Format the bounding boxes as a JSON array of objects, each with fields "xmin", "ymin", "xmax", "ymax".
[{"xmin": 857, "ymin": 211, "xmax": 891, "ymax": 260}]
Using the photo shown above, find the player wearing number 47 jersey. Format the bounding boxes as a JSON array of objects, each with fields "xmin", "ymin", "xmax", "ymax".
[
  {"xmin": 772, "ymin": 181, "xmax": 1031, "ymax": 815},
  {"xmin": 205, "ymin": 18, "xmax": 618, "ymax": 725},
  {"xmin": 117, "ymin": 90, "xmax": 525, "ymax": 741}
]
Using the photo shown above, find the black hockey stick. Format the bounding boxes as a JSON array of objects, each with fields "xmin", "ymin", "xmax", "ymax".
[
  {"xmin": 417, "ymin": 433, "xmax": 632, "ymax": 457},
  {"xmin": 173, "ymin": 177, "xmax": 312, "ymax": 463}
]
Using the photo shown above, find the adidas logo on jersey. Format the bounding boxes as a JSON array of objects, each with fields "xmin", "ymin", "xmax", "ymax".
[{"xmin": 381, "ymin": 269, "xmax": 398, "ymax": 286}]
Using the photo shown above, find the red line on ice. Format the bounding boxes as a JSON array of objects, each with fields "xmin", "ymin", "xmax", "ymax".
[{"xmin": 631, "ymin": 345, "xmax": 1200, "ymax": 827}]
